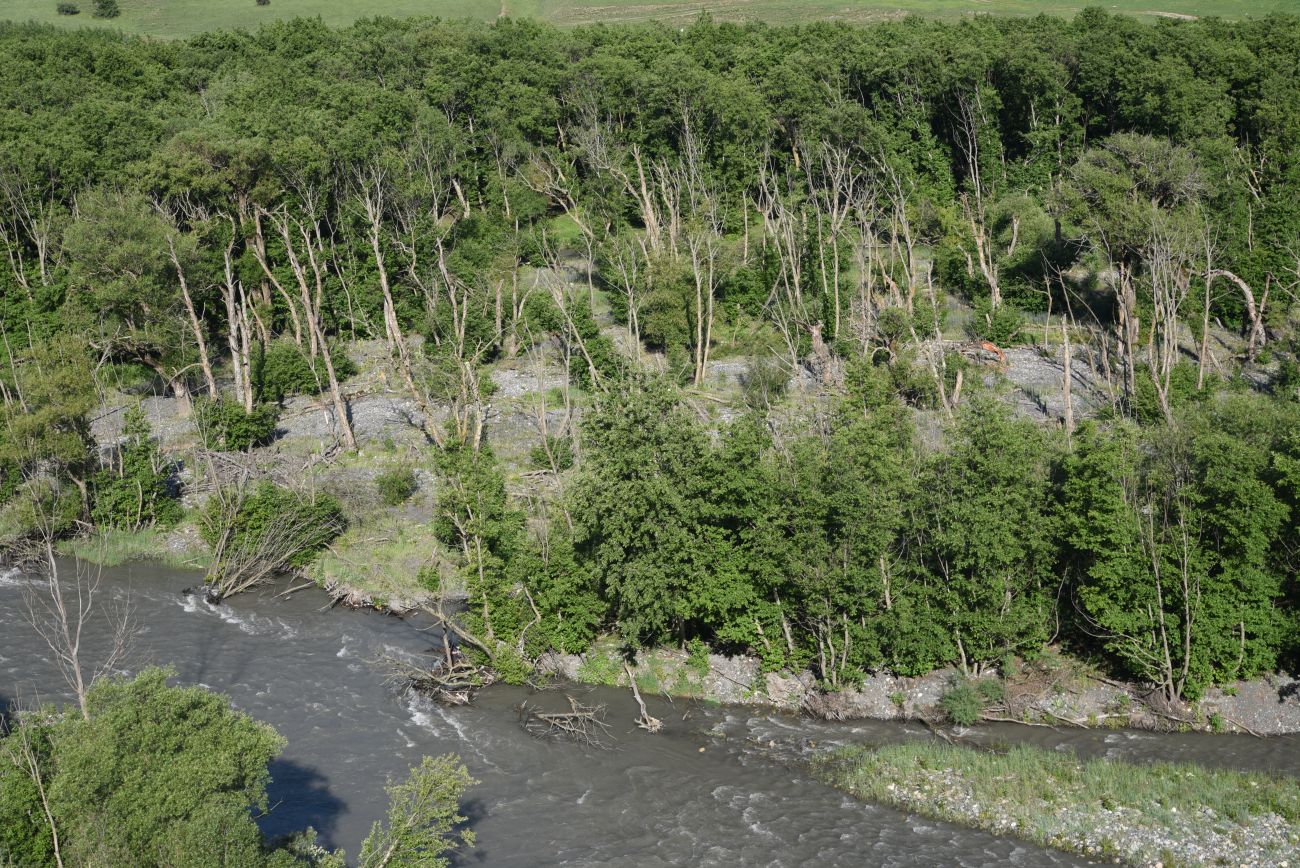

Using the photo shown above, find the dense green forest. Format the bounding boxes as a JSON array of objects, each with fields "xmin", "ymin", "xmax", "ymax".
[{"xmin": 1, "ymin": 10, "xmax": 1299, "ymax": 704}]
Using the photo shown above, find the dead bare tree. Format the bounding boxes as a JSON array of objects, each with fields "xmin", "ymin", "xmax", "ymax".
[
  {"xmin": 1145, "ymin": 211, "xmax": 1199, "ymax": 422},
  {"xmin": 623, "ymin": 663, "xmax": 662, "ymax": 733},
  {"xmin": 686, "ymin": 213, "xmax": 723, "ymax": 387},
  {"xmin": 953, "ymin": 86, "xmax": 1006, "ymax": 310},
  {"xmin": 602, "ymin": 233, "xmax": 645, "ymax": 356},
  {"xmin": 251, "ymin": 188, "xmax": 357, "ymax": 450},
  {"xmin": 18, "ymin": 511, "xmax": 133, "ymax": 720},
  {"xmin": 356, "ymin": 162, "xmax": 444, "ymax": 437},
  {"xmin": 0, "ymin": 163, "xmax": 62, "ymax": 299}
]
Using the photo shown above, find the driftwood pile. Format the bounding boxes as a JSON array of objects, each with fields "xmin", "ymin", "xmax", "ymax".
[
  {"xmin": 518, "ymin": 696, "xmax": 613, "ymax": 747},
  {"xmin": 386, "ymin": 629, "xmax": 494, "ymax": 705}
]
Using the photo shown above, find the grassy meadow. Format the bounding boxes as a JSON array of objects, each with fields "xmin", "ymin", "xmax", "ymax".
[{"xmin": 0, "ymin": 0, "xmax": 1287, "ymax": 38}]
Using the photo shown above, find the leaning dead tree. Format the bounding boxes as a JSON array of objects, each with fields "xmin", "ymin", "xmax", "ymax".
[
  {"xmin": 197, "ymin": 461, "xmax": 343, "ymax": 603},
  {"xmin": 518, "ymin": 695, "xmax": 612, "ymax": 747},
  {"xmin": 624, "ymin": 663, "xmax": 662, "ymax": 733}
]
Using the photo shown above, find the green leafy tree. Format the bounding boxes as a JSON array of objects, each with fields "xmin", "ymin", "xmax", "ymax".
[
  {"xmin": 0, "ymin": 669, "xmax": 284, "ymax": 867},
  {"xmin": 61, "ymin": 190, "xmax": 195, "ymax": 399},
  {"xmin": 570, "ymin": 379, "xmax": 720, "ymax": 646},
  {"xmin": 766, "ymin": 412, "xmax": 916, "ymax": 685},
  {"xmin": 433, "ymin": 445, "xmax": 532, "ymax": 675},
  {"xmin": 1064, "ymin": 409, "xmax": 1290, "ymax": 700},
  {"xmin": 0, "ymin": 335, "xmax": 97, "ymax": 539},
  {"xmin": 912, "ymin": 401, "xmax": 1056, "ymax": 675},
  {"xmin": 358, "ymin": 755, "xmax": 476, "ymax": 868}
]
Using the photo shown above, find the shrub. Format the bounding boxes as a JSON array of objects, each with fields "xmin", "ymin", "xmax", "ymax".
[
  {"xmin": 256, "ymin": 0, "xmax": 270, "ymax": 4},
  {"xmin": 528, "ymin": 435, "xmax": 574, "ymax": 472},
  {"xmin": 199, "ymin": 482, "xmax": 345, "ymax": 569},
  {"xmin": 740, "ymin": 356, "xmax": 789, "ymax": 411},
  {"xmin": 252, "ymin": 341, "xmax": 357, "ymax": 404},
  {"xmin": 56, "ymin": 2, "xmax": 80, "ymax": 14},
  {"xmin": 968, "ymin": 298, "xmax": 1024, "ymax": 346},
  {"xmin": 376, "ymin": 466, "xmax": 418, "ymax": 506},
  {"xmin": 940, "ymin": 679, "xmax": 985, "ymax": 726},
  {"xmin": 91, "ymin": 0, "xmax": 118, "ymax": 17},
  {"xmin": 194, "ymin": 399, "xmax": 279, "ymax": 451},
  {"xmin": 575, "ymin": 649, "xmax": 622, "ymax": 686},
  {"xmin": 91, "ymin": 404, "xmax": 181, "ymax": 531},
  {"xmin": 686, "ymin": 638, "xmax": 710, "ymax": 677}
]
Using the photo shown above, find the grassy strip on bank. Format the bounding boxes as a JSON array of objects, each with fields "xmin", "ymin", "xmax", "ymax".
[
  {"xmin": 815, "ymin": 742, "xmax": 1300, "ymax": 866},
  {"xmin": 307, "ymin": 517, "xmax": 447, "ymax": 609},
  {"xmin": 58, "ymin": 525, "xmax": 209, "ymax": 570}
]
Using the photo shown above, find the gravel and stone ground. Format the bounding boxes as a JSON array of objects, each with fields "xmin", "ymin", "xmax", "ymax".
[{"xmin": 818, "ymin": 743, "xmax": 1300, "ymax": 867}]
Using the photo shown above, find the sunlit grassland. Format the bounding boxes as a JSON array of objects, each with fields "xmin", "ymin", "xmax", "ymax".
[{"xmin": 0, "ymin": 0, "xmax": 1283, "ymax": 39}]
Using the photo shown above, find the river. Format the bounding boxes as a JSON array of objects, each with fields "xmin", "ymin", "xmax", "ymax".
[{"xmin": 2, "ymin": 562, "xmax": 1296, "ymax": 866}]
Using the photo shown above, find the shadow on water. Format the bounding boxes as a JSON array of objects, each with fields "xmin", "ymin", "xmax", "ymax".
[
  {"xmin": 262, "ymin": 758, "xmax": 347, "ymax": 850},
  {"xmin": 451, "ymin": 797, "xmax": 491, "ymax": 866}
]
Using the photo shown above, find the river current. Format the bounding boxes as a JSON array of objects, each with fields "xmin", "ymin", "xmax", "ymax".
[{"xmin": 3, "ymin": 562, "xmax": 1296, "ymax": 866}]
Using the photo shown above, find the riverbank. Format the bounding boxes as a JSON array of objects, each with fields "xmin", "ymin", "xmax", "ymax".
[
  {"xmin": 540, "ymin": 643, "xmax": 1300, "ymax": 736},
  {"xmin": 51, "ymin": 527, "xmax": 1300, "ymax": 738},
  {"xmin": 814, "ymin": 741, "xmax": 1300, "ymax": 866}
]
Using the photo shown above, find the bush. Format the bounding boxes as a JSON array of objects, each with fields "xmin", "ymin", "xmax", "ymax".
[
  {"xmin": 199, "ymin": 482, "xmax": 346, "ymax": 569},
  {"xmin": 91, "ymin": 0, "xmax": 118, "ymax": 17},
  {"xmin": 0, "ymin": 479, "xmax": 83, "ymax": 547},
  {"xmin": 194, "ymin": 399, "xmax": 279, "ymax": 451},
  {"xmin": 740, "ymin": 356, "xmax": 789, "ymax": 411},
  {"xmin": 376, "ymin": 466, "xmax": 418, "ymax": 506},
  {"xmin": 968, "ymin": 298, "xmax": 1024, "ymax": 346},
  {"xmin": 528, "ymin": 435, "xmax": 574, "ymax": 472},
  {"xmin": 56, "ymin": 2, "xmax": 80, "ymax": 14},
  {"xmin": 252, "ymin": 341, "xmax": 358, "ymax": 404},
  {"xmin": 256, "ymin": 0, "xmax": 270, "ymax": 4},
  {"xmin": 91, "ymin": 405, "xmax": 181, "ymax": 531},
  {"xmin": 940, "ymin": 679, "xmax": 985, "ymax": 726},
  {"xmin": 686, "ymin": 637, "xmax": 710, "ymax": 677}
]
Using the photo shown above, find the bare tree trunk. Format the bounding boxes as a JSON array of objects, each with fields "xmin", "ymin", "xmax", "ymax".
[
  {"xmin": 1, "ymin": 718, "xmax": 64, "ymax": 867},
  {"xmin": 358, "ymin": 167, "xmax": 436, "ymax": 443},
  {"xmin": 165, "ymin": 235, "xmax": 218, "ymax": 399},
  {"xmin": 219, "ymin": 222, "xmax": 255, "ymax": 411},
  {"xmin": 1062, "ymin": 318, "xmax": 1074, "ymax": 442},
  {"xmin": 260, "ymin": 206, "xmax": 357, "ymax": 450}
]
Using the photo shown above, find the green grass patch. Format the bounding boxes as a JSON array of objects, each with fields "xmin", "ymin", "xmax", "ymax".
[
  {"xmin": 308, "ymin": 518, "xmax": 445, "ymax": 604},
  {"xmin": 816, "ymin": 742, "xmax": 1300, "ymax": 865},
  {"xmin": 575, "ymin": 645, "xmax": 624, "ymax": 686},
  {"xmin": 59, "ymin": 525, "xmax": 209, "ymax": 570}
]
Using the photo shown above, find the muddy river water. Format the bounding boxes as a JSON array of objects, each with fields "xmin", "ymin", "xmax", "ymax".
[{"xmin": 3, "ymin": 562, "xmax": 1296, "ymax": 866}]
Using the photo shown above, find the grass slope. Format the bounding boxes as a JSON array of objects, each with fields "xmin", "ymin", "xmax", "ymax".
[{"xmin": 0, "ymin": 0, "xmax": 1285, "ymax": 38}]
